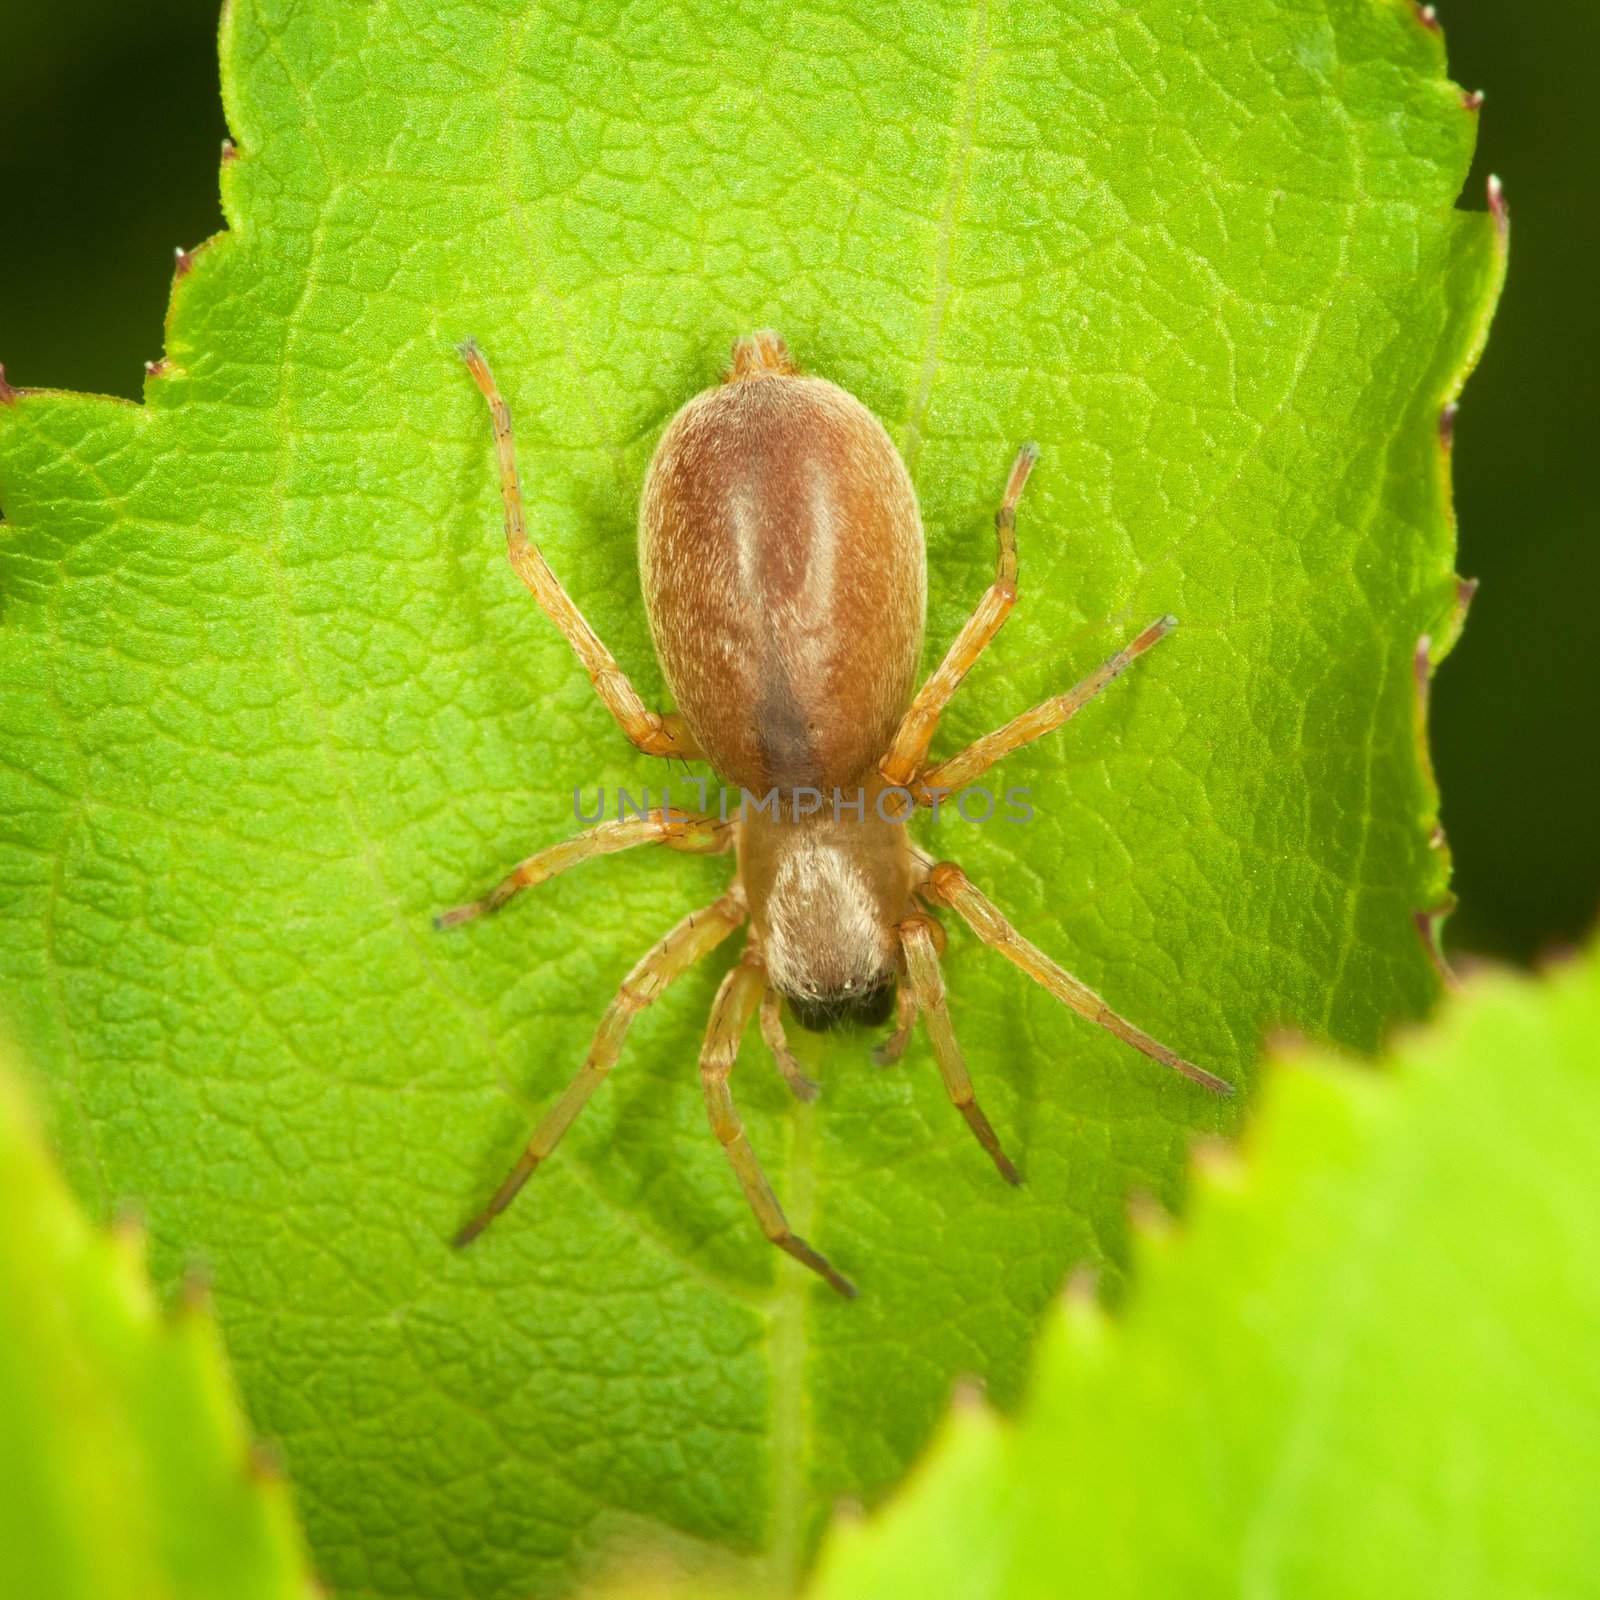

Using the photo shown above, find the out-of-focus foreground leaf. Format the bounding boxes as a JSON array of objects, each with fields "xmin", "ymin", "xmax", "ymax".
[
  {"xmin": 0, "ymin": 1041, "xmax": 317, "ymax": 1600},
  {"xmin": 807, "ymin": 941, "xmax": 1600, "ymax": 1599},
  {"xmin": 0, "ymin": 0, "xmax": 1501, "ymax": 1594}
]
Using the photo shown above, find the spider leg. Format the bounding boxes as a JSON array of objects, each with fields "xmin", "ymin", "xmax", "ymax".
[
  {"xmin": 918, "ymin": 615, "xmax": 1176, "ymax": 799},
  {"xmin": 871, "ymin": 981, "xmax": 917, "ymax": 1066},
  {"xmin": 898, "ymin": 915, "xmax": 1022, "ymax": 1185},
  {"xmin": 453, "ymin": 887, "xmax": 746, "ymax": 1247},
  {"xmin": 879, "ymin": 444, "xmax": 1038, "ymax": 787},
  {"xmin": 922, "ymin": 861, "xmax": 1233, "ymax": 1096},
  {"xmin": 435, "ymin": 809, "xmax": 730, "ymax": 929},
  {"xmin": 702, "ymin": 955, "xmax": 855, "ymax": 1298},
  {"xmin": 759, "ymin": 985, "xmax": 819, "ymax": 1102},
  {"xmin": 458, "ymin": 339, "xmax": 700, "ymax": 760}
]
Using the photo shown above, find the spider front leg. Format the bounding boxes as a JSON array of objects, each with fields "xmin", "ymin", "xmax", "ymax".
[
  {"xmin": 458, "ymin": 339, "xmax": 700, "ymax": 760},
  {"xmin": 453, "ymin": 887, "xmax": 746, "ymax": 1247},
  {"xmin": 871, "ymin": 982, "xmax": 917, "ymax": 1066},
  {"xmin": 759, "ymin": 986, "xmax": 819, "ymax": 1102},
  {"xmin": 922, "ymin": 861, "xmax": 1233, "ymax": 1096},
  {"xmin": 702, "ymin": 954, "xmax": 855, "ymax": 1298},
  {"xmin": 879, "ymin": 443, "xmax": 1039, "ymax": 788},
  {"xmin": 898, "ymin": 915, "xmax": 1022, "ymax": 1185}
]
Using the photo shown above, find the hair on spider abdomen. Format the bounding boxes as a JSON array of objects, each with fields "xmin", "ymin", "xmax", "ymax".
[
  {"xmin": 638, "ymin": 330, "xmax": 926, "ymax": 798},
  {"xmin": 438, "ymin": 328, "xmax": 1232, "ymax": 1299}
]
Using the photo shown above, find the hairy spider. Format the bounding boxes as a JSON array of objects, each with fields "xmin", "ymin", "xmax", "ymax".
[{"xmin": 439, "ymin": 330, "xmax": 1231, "ymax": 1298}]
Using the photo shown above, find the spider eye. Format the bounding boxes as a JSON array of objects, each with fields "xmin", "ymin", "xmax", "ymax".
[{"xmin": 788, "ymin": 978, "xmax": 896, "ymax": 1033}]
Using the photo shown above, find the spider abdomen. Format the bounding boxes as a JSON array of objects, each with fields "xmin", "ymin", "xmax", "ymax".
[{"xmin": 638, "ymin": 332, "xmax": 925, "ymax": 795}]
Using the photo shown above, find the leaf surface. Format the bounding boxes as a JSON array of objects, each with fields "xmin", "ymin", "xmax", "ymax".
[
  {"xmin": 0, "ymin": 1, "xmax": 1500, "ymax": 1594},
  {"xmin": 0, "ymin": 1041, "xmax": 316, "ymax": 1600},
  {"xmin": 808, "ymin": 941, "xmax": 1600, "ymax": 1598}
]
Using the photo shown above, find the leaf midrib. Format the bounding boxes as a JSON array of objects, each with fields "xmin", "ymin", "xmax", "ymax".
[{"xmin": 900, "ymin": 0, "xmax": 994, "ymax": 477}]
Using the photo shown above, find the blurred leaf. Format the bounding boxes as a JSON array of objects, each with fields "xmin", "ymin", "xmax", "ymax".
[
  {"xmin": 0, "ymin": 1041, "xmax": 317, "ymax": 1600},
  {"xmin": 809, "ymin": 942, "xmax": 1600, "ymax": 1598},
  {"xmin": 0, "ymin": 0, "xmax": 1500, "ymax": 1594}
]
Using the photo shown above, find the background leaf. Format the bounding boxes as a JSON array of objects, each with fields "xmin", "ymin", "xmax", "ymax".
[
  {"xmin": 0, "ymin": 1039, "xmax": 317, "ymax": 1600},
  {"xmin": 805, "ymin": 939, "xmax": 1600, "ymax": 1599},
  {"xmin": 0, "ymin": 0, "xmax": 1500, "ymax": 1594}
]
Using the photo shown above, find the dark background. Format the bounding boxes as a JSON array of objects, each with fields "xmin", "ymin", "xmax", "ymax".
[{"xmin": 2, "ymin": 0, "xmax": 1595, "ymax": 964}]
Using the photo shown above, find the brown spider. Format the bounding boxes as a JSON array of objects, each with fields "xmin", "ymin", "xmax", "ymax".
[{"xmin": 439, "ymin": 329, "xmax": 1231, "ymax": 1298}]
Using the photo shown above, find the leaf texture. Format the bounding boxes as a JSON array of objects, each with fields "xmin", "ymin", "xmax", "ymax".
[
  {"xmin": 810, "ymin": 941, "xmax": 1600, "ymax": 1598},
  {"xmin": 0, "ymin": 1042, "xmax": 317, "ymax": 1600},
  {"xmin": 0, "ymin": 0, "xmax": 1502, "ymax": 1593}
]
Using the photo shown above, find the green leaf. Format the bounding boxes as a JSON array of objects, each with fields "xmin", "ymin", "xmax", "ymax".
[
  {"xmin": 0, "ymin": 1039, "xmax": 317, "ymax": 1600},
  {"xmin": 0, "ymin": 1, "xmax": 1501, "ymax": 1594},
  {"xmin": 806, "ymin": 940, "xmax": 1600, "ymax": 1599}
]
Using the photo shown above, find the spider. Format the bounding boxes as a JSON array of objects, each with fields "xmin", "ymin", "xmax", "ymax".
[{"xmin": 438, "ymin": 329, "xmax": 1231, "ymax": 1298}]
